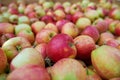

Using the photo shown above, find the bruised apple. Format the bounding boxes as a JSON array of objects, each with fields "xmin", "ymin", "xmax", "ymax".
[{"xmin": 46, "ymin": 34, "xmax": 77, "ymax": 62}]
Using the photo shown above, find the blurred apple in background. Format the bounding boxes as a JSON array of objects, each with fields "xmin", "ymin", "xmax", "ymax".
[
  {"xmin": 9, "ymin": 14, "xmax": 18, "ymax": 24},
  {"xmin": 45, "ymin": 23, "xmax": 58, "ymax": 33},
  {"xmin": 46, "ymin": 34, "xmax": 77, "ymax": 62},
  {"xmin": 18, "ymin": 16, "xmax": 30, "ymax": 24}
]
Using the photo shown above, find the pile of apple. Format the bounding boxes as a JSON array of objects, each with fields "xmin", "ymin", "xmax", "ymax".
[{"xmin": 0, "ymin": 0, "xmax": 120, "ymax": 80}]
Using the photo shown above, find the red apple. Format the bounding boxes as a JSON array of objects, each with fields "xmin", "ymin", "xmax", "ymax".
[
  {"xmin": 81, "ymin": 26, "xmax": 100, "ymax": 42},
  {"xmin": 50, "ymin": 58, "xmax": 86, "ymax": 80},
  {"xmin": 7, "ymin": 65, "xmax": 51, "ymax": 80},
  {"xmin": 36, "ymin": 29, "xmax": 57, "ymax": 44},
  {"xmin": 74, "ymin": 35, "xmax": 96, "ymax": 61},
  {"xmin": 46, "ymin": 34, "xmax": 77, "ymax": 62},
  {"xmin": 109, "ymin": 8, "xmax": 120, "ymax": 20},
  {"xmin": 2, "ymin": 37, "xmax": 31, "ymax": 62},
  {"xmin": 91, "ymin": 45, "xmax": 120, "ymax": 79},
  {"xmin": 115, "ymin": 22, "xmax": 120, "ymax": 36},
  {"xmin": 41, "ymin": 15, "xmax": 55, "ymax": 24},
  {"xmin": 35, "ymin": 43, "xmax": 47, "ymax": 59}
]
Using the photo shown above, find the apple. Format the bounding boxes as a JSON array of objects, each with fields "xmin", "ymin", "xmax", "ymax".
[
  {"xmin": 15, "ymin": 23, "xmax": 31, "ymax": 35},
  {"xmin": 31, "ymin": 21, "xmax": 46, "ymax": 34},
  {"xmin": 62, "ymin": 1, "xmax": 71, "ymax": 8},
  {"xmin": 18, "ymin": 16, "xmax": 30, "ymax": 24},
  {"xmin": 109, "ymin": 8, "xmax": 120, "ymax": 20},
  {"xmin": 46, "ymin": 34, "xmax": 77, "ymax": 62},
  {"xmin": 81, "ymin": 0, "xmax": 90, "ymax": 11},
  {"xmin": 50, "ymin": 58, "xmax": 86, "ymax": 80},
  {"xmin": 98, "ymin": 31, "xmax": 115, "ymax": 45},
  {"xmin": 24, "ymin": 4, "xmax": 34, "ymax": 15},
  {"xmin": 0, "ymin": 48, "xmax": 7, "ymax": 73},
  {"xmin": 9, "ymin": 14, "xmax": 18, "ymax": 24},
  {"xmin": 53, "ymin": 2, "xmax": 64, "ymax": 11},
  {"xmin": 10, "ymin": 48, "xmax": 45, "ymax": 70},
  {"xmin": 29, "ymin": 17, "xmax": 39, "ymax": 23},
  {"xmin": 27, "ymin": 12, "xmax": 37, "ymax": 18},
  {"xmin": 0, "ymin": 15, "xmax": 8, "ymax": 23},
  {"xmin": 7, "ymin": 65, "xmax": 51, "ymax": 80},
  {"xmin": 36, "ymin": 29, "xmax": 57, "ymax": 44},
  {"xmin": 70, "ymin": 4, "xmax": 81, "ymax": 15},
  {"xmin": 54, "ymin": 9, "xmax": 66, "ymax": 21},
  {"xmin": 16, "ymin": 30, "xmax": 35, "ymax": 44},
  {"xmin": 86, "ymin": 68, "xmax": 102, "ymax": 80},
  {"xmin": 81, "ymin": 26, "xmax": 100, "ymax": 42},
  {"xmin": 56, "ymin": 19, "xmax": 69, "ymax": 32},
  {"xmin": 18, "ymin": 3, "xmax": 26, "ymax": 14},
  {"xmin": 42, "ymin": 1, "xmax": 54, "ymax": 10},
  {"xmin": 45, "ymin": 23, "xmax": 58, "ymax": 33},
  {"xmin": 87, "ymin": 2, "xmax": 97, "ymax": 10},
  {"xmin": 35, "ymin": 43, "xmax": 47, "ymax": 59},
  {"xmin": 76, "ymin": 17, "xmax": 91, "ymax": 31},
  {"xmin": 115, "ymin": 22, "xmax": 120, "ymax": 36},
  {"xmin": 0, "ymin": 23, "xmax": 14, "ymax": 34},
  {"xmin": 2, "ymin": 12, "xmax": 11, "ymax": 20},
  {"xmin": 74, "ymin": 35, "xmax": 96, "ymax": 61},
  {"xmin": 35, "ymin": 8, "xmax": 46, "ymax": 18},
  {"xmin": 106, "ymin": 39, "xmax": 119, "ymax": 48},
  {"xmin": 41, "ymin": 15, "xmax": 55, "ymax": 24},
  {"xmin": 97, "ymin": 7, "xmax": 108, "ymax": 18},
  {"xmin": 61, "ymin": 22, "xmax": 79, "ymax": 38},
  {"xmin": 65, "ymin": 14, "xmax": 73, "ymax": 22},
  {"xmin": 0, "ymin": 6, "xmax": 8, "ymax": 13},
  {"xmin": 91, "ymin": 45, "xmax": 120, "ymax": 79},
  {"xmin": 2, "ymin": 37, "xmax": 31, "ymax": 62}
]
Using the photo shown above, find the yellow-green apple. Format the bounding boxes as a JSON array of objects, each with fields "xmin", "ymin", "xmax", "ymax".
[
  {"xmin": 115, "ymin": 22, "xmax": 120, "ymax": 36},
  {"xmin": 0, "ymin": 48, "xmax": 7, "ymax": 73},
  {"xmin": 36, "ymin": 29, "xmax": 57, "ymax": 44},
  {"xmin": 15, "ymin": 24, "xmax": 31, "ymax": 35},
  {"xmin": 91, "ymin": 45, "xmax": 120, "ymax": 79},
  {"xmin": 74, "ymin": 35, "xmax": 96, "ymax": 61},
  {"xmin": 18, "ymin": 3, "xmax": 25, "ymax": 14},
  {"xmin": 56, "ymin": 19, "xmax": 69, "ymax": 32},
  {"xmin": 46, "ymin": 34, "xmax": 77, "ymax": 62},
  {"xmin": 109, "ymin": 8, "xmax": 120, "ymax": 20},
  {"xmin": 54, "ymin": 9, "xmax": 66, "ymax": 21},
  {"xmin": 35, "ymin": 8, "xmax": 46, "ymax": 18},
  {"xmin": 50, "ymin": 58, "xmax": 86, "ymax": 80},
  {"xmin": 98, "ymin": 31, "xmax": 115, "ymax": 46},
  {"xmin": 7, "ymin": 65, "xmax": 51, "ymax": 80},
  {"xmin": 81, "ymin": 26, "xmax": 100, "ymax": 42},
  {"xmin": 2, "ymin": 12, "xmax": 11, "ymax": 20},
  {"xmin": 62, "ymin": 1, "xmax": 71, "ymax": 9},
  {"xmin": 45, "ymin": 23, "xmax": 58, "ymax": 33},
  {"xmin": 86, "ymin": 2, "xmax": 97, "ymax": 11},
  {"xmin": 86, "ymin": 68, "xmax": 102, "ymax": 80},
  {"xmin": 81, "ymin": 0, "xmax": 90, "ymax": 11},
  {"xmin": 2, "ymin": 37, "xmax": 31, "ymax": 62},
  {"xmin": 35, "ymin": 43, "xmax": 47, "ymax": 59},
  {"xmin": 16, "ymin": 30, "xmax": 35, "ymax": 44},
  {"xmin": 70, "ymin": 4, "xmax": 81, "ymax": 15},
  {"xmin": 85, "ymin": 10, "xmax": 99, "ymax": 22},
  {"xmin": 18, "ymin": 16, "xmax": 30, "ymax": 24},
  {"xmin": 10, "ymin": 48, "xmax": 45, "ymax": 70},
  {"xmin": 31, "ymin": 21, "xmax": 46, "ymax": 34},
  {"xmin": 0, "ymin": 15, "xmax": 8, "ymax": 23},
  {"xmin": 61, "ymin": 22, "xmax": 79, "ymax": 38},
  {"xmin": 9, "ymin": 14, "xmax": 18, "ymax": 24},
  {"xmin": 41, "ymin": 15, "xmax": 55, "ymax": 24},
  {"xmin": 76, "ymin": 17, "xmax": 91, "ymax": 31},
  {"xmin": 0, "ymin": 23, "xmax": 14, "ymax": 34},
  {"xmin": 0, "ymin": 33, "xmax": 15, "ymax": 46},
  {"xmin": 42, "ymin": 1, "xmax": 54, "ymax": 10}
]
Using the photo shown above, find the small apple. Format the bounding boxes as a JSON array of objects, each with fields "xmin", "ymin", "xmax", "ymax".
[
  {"xmin": 45, "ymin": 23, "xmax": 58, "ymax": 33},
  {"xmin": 10, "ymin": 48, "xmax": 45, "ymax": 70},
  {"xmin": 0, "ymin": 15, "xmax": 8, "ymax": 23},
  {"xmin": 9, "ymin": 14, "xmax": 18, "ymax": 24},
  {"xmin": 109, "ymin": 8, "xmax": 120, "ymax": 20},
  {"xmin": 41, "ymin": 15, "xmax": 55, "ymax": 24},
  {"xmin": 115, "ymin": 22, "xmax": 120, "ymax": 36},
  {"xmin": 2, "ymin": 37, "xmax": 31, "ymax": 62},
  {"xmin": 31, "ymin": 21, "xmax": 46, "ymax": 34},
  {"xmin": 70, "ymin": 4, "xmax": 81, "ymax": 14},
  {"xmin": 42, "ymin": 1, "xmax": 54, "ymax": 10},
  {"xmin": 18, "ymin": 16, "xmax": 30, "ymax": 24},
  {"xmin": 36, "ymin": 29, "xmax": 57, "ymax": 44},
  {"xmin": 46, "ymin": 34, "xmax": 77, "ymax": 62},
  {"xmin": 18, "ymin": 3, "xmax": 26, "ymax": 14},
  {"xmin": 7, "ymin": 65, "xmax": 51, "ymax": 80}
]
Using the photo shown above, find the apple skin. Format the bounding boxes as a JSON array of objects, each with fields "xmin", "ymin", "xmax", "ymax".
[
  {"xmin": 109, "ymin": 8, "xmax": 120, "ymax": 20},
  {"xmin": 9, "ymin": 14, "xmax": 18, "ymax": 24},
  {"xmin": 10, "ymin": 48, "xmax": 45, "ymax": 70},
  {"xmin": 74, "ymin": 35, "xmax": 96, "ymax": 61},
  {"xmin": 35, "ymin": 43, "xmax": 47, "ymax": 59},
  {"xmin": 36, "ymin": 29, "xmax": 57, "ymax": 44},
  {"xmin": 61, "ymin": 22, "xmax": 79, "ymax": 38},
  {"xmin": 2, "ymin": 37, "xmax": 31, "ymax": 62},
  {"xmin": 45, "ymin": 23, "xmax": 58, "ymax": 33},
  {"xmin": 115, "ymin": 23, "xmax": 120, "ymax": 36},
  {"xmin": 86, "ymin": 68, "xmax": 102, "ymax": 80},
  {"xmin": 41, "ymin": 15, "xmax": 55, "ymax": 24},
  {"xmin": 46, "ymin": 34, "xmax": 77, "ymax": 62},
  {"xmin": 50, "ymin": 58, "xmax": 86, "ymax": 80},
  {"xmin": 31, "ymin": 21, "xmax": 46, "ymax": 34},
  {"xmin": 0, "ymin": 48, "xmax": 7, "ymax": 73},
  {"xmin": 0, "ymin": 23, "xmax": 14, "ymax": 34},
  {"xmin": 91, "ymin": 45, "xmax": 120, "ymax": 79},
  {"xmin": 16, "ymin": 30, "xmax": 35, "ymax": 44},
  {"xmin": 76, "ymin": 17, "xmax": 91, "ymax": 31},
  {"xmin": 18, "ymin": 16, "xmax": 30, "ymax": 24},
  {"xmin": 81, "ymin": 26, "xmax": 100, "ymax": 42},
  {"xmin": 7, "ymin": 65, "xmax": 51, "ymax": 80}
]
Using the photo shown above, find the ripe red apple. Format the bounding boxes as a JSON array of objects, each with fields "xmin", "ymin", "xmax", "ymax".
[
  {"xmin": 46, "ymin": 34, "xmax": 77, "ymax": 62},
  {"xmin": 36, "ymin": 29, "xmax": 57, "ymax": 44},
  {"xmin": 91, "ymin": 45, "xmax": 120, "ymax": 79},
  {"xmin": 10, "ymin": 48, "xmax": 45, "ymax": 70},
  {"xmin": 115, "ymin": 22, "xmax": 120, "ymax": 36},
  {"xmin": 0, "ymin": 48, "xmax": 7, "ymax": 73},
  {"xmin": 61, "ymin": 22, "xmax": 79, "ymax": 38},
  {"xmin": 35, "ymin": 43, "xmax": 47, "ymax": 59},
  {"xmin": 81, "ymin": 26, "xmax": 100, "ymax": 42},
  {"xmin": 50, "ymin": 58, "xmax": 86, "ymax": 80},
  {"xmin": 0, "ymin": 23, "xmax": 14, "ymax": 34},
  {"xmin": 45, "ymin": 23, "xmax": 58, "ymax": 33},
  {"xmin": 2, "ymin": 37, "xmax": 31, "ymax": 62},
  {"xmin": 27, "ymin": 12, "xmax": 37, "ymax": 18},
  {"xmin": 41, "ymin": 15, "xmax": 55, "ymax": 24},
  {"xmin": 74, "ymin": 35, "xmax": 96, "ymax": 61},
  {"xmin": 7, "ymin": 65, "xmax": 51, "ymax": 80}
]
